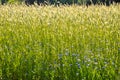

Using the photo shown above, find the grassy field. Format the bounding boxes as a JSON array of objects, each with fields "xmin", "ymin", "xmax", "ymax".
[{"xmin": 0, "ymin": 5, "xmax": 120, "ymax": 80}]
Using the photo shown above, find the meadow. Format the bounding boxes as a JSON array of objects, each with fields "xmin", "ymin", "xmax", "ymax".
[{"xmin": 0, "ymin": 4, "xmax": 120, "ymax": 80}]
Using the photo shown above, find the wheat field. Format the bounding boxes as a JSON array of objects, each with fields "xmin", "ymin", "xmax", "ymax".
[{"xmin": 0, "ymin": 5, "xmax": 120, "ymax": 80}]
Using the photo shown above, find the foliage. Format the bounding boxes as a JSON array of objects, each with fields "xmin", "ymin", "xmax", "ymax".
[
  {"xmin": 0, "ymin": 5, "xmax": 120, "ymax": 80},
  {"xmin": 0, "ymin": 0, "xmax": 112, "ymax": 5}
]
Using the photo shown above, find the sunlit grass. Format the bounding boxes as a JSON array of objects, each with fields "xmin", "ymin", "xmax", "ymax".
[{"xmin": 0, "ymin": 4, "xmax": 120, "ymax": 80}]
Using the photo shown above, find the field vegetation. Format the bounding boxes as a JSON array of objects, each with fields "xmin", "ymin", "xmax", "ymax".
[{"xmin": 0, "ymin": 4, "xmax": 120, "ymax": 80}]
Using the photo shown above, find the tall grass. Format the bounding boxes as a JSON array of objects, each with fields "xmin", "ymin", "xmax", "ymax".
[{"xmin": 0, "ymin": 5, "xmax": 120, "ymax": 80}]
